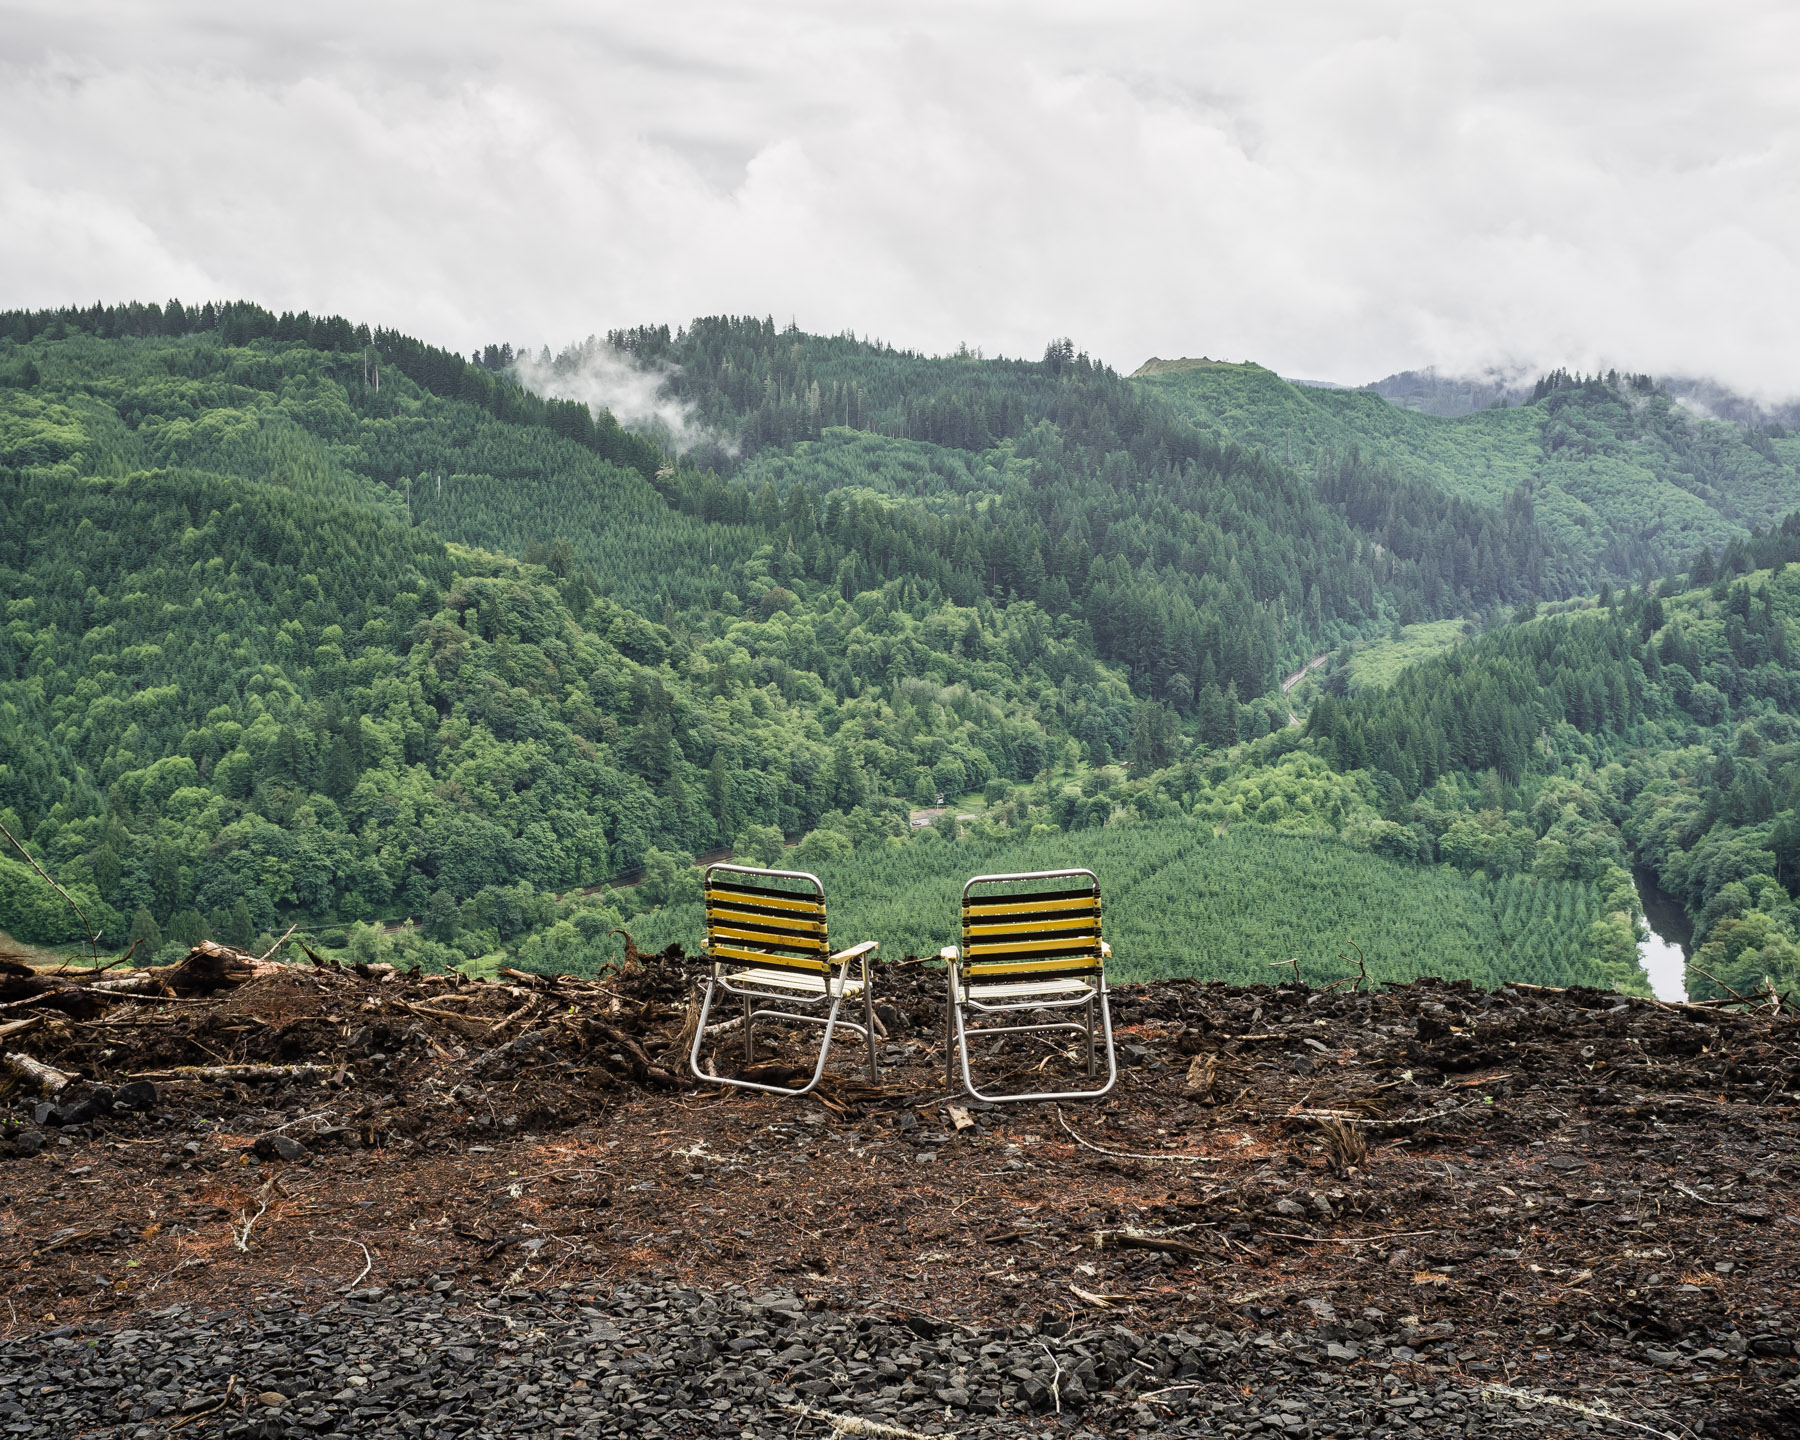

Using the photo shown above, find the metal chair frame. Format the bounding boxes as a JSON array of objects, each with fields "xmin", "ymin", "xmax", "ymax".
[
  {"xmin": 939, "ymin": 868, "xmax": 1116, "ymax": 1104},
  {"xmin": 688, "ymin": 862, "xmax": 879, "ymax": 1097}
]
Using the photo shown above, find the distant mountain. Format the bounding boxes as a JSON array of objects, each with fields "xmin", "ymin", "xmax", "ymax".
[
  {"xmin": 1368, "ymin": 367, "xmax": 1531, "ymax": 418},
  {"xmin": 1133, "ymin": 360, "xmax": 1800, "ymax": 583},
  {"xmin": 1366, "ymin": 365, "xmax": 1800, "ymax": 431},
  {"xmin": 1658, "ymin": 376, "xmax": 1800, "ymax": 432}
]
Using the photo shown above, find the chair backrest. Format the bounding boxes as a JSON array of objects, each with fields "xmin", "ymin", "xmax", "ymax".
[
  {"xmin": 703, "ymin": 863, "xmax": 831, "ymax": 975},
  {"xmin": 959, "ymin": 869, "xmax": 1104, "ymax": 983}
]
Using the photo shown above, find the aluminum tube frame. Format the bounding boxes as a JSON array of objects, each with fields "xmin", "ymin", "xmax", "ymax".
[
  {"xmin": 947, "ymin": 977, "xmax": 1117, "ymax": 1103},
  {"xmin": 961, "ymin": 867, "xmax": 1098, "ymax": 902},
  {"xmin": 705, "ymin": 860, "xmax": 828, "ymax": 890},
  {"xmin": 946, "ymin": 868, "xmax": 1114, "ymax": 1102},
  {"xmin": 691, "ymin": 962, "xmax": 880, "ymax": 1092}
]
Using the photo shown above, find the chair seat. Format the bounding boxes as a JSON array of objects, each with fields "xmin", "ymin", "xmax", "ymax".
[
  {"xmin": 727, "ymin": 966, "xmax": 866, "ymax": 997},
  {"xmin": 960, "ymin": 975, "xmax": 1097, "ymax": 1003}
]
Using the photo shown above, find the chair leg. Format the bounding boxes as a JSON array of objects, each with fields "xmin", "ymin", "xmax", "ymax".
[
  {"xmin": 862, "ymin": 969, "xmax": 878, "ymax": 1083},
  {"xmin": 944, "ymin": 984, "xmax": 956, "ymax": 1092},
  {"xmin": 695, "ymin": 990, "xmax": 848, "ymax": 1097},
  {"xmin": 688, "ymin": 976, "xmax": 721, "ymax": 1081},
  {"xmin": 1086, "ymin": 995, "xmax": 1096, "ymax": 1077},
  {"xmin": 743, "ymin": 993, "xmax": 754, "ymax": 1065},
  {"xmin": 952, "ymin": 995, "xmax": 1118, "ymax": 1104}
]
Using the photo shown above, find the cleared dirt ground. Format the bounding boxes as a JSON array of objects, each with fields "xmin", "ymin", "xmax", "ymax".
[{"xmin": 3, "ymin": 946, "xmax": 1799, "ymax": 1436}]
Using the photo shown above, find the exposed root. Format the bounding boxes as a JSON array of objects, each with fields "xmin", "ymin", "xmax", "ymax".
[{"xmin": 1480, "ymin": 1383, "xmax": 1683, "ymax": 1438}]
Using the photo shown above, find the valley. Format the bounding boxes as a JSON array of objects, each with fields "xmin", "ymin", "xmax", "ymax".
[{"xmin": 4, "ymin": 300, "xmax": 1800, "ymax": 1439}]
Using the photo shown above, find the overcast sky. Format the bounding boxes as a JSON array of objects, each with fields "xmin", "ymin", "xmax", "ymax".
[{"xmin": 3, "ymin": 1, "xmax": 1798, "ymax": 394}]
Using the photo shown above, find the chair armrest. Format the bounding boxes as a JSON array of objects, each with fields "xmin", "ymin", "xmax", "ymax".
[
  {"xmin": 1099, "ymin": 940, "xmax": 1111, "ymax": 958},
  {"xmin": 829, "ymin": 940, "xmax": 879, "ymax": 965},
  {"xmin": 938, "ymin": 945, "xmax": 959, "ymax": 961}
]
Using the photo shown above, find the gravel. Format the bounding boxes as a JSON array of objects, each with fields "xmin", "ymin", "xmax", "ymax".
[{"xmin": 5, "ymin": 1280, "xmax": 1753, "ymax": 1438}]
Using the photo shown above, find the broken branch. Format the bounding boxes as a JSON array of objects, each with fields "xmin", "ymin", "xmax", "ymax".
[
  {"xmin": 1090, "ymin": 1226, "xmax": 1206, "ymax": 1259},
  {"xmin": 0, "ymin": 816, "xmax": 102, "ymax": 965},
  {"xmin": 779, "ymin": 1404, "xmax": 951, "ymax": 1439},
  {"xmin": 4, "ymin": 1051, "xmax": 75, "ymax": 1093},
  {"xmin": 128, "ymin": 1063, "xmax": 335, "ymax": 1083}
]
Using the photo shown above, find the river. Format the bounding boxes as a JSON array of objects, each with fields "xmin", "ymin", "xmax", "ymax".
[{"xmin": 1633, "ymin": 867, "xmax": 1691, "ymax": 1002}]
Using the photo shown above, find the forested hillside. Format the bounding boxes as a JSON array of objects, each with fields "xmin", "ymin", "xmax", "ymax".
[
  {"xmin": 1136, "ymin": 358, "xmax": 1800, "ymax": 586},
  {"xmin": 1300, "ymin": 532, "xmax": 1800, "ymax": 1000},
  {"xmin": 5, "ymin": 296, "xmax": 1797, "ymax": 1003},
  {"xmin": 601, "ymin": 820, "xmax": 1628, "ymax": 991},
  {"xmin": 0, "ymin": 303, "xmax": 1132, "ymax": 960},
  {"xmin": 547, "ymin": 320, "xmax": 1560, "ymax": 707}
]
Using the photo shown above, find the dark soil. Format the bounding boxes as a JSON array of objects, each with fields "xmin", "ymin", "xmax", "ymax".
[{"xmin": 3, "ymin": 949, "xmax": 1799, "ymax": 1437}]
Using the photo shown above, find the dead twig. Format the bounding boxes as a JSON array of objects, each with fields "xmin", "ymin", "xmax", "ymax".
[
  {"xmin": 1688, "ymin": 964, "xmax": 1749, "ymax": 1004},
  {"xmin": 128, "ymin": 1064, "xmax": 335, "ymax": 1083},
  {"xmin": 1481, "ymin": 1383, "xmax": 1680, "ymax": 1438},
  {"xmin": 232, "ymin": 1175, "xmax": 281, "ymax": 1251},
  {"xmin": 166, "ymin": 1375, "xmax": 236, "ymax": 1431},
  {"xmin": 1262, "ymin": 1228, "xmax": 1439, "ymax": 1244},
  {"xmin": 256, "ymin": 923, "xmax": 299, "ymax": 963},
  {"xmin": 1056, "ymin": 1108, "xmax": 1219, "ymax": 1163},
  {"xmin": 341, "ymin": 1239, "xmax": 374, "ymax": 1289},
  {"xmin": 1091, "ymin": 1226, "xmax": 1206, "ymax": 1259},
  {"xmin": 1321, "ymin": 938, "xmax": 1370, "ymax": 994}
]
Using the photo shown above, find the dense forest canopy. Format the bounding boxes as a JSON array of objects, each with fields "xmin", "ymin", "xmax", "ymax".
[
  {"xmin": 1137, "ymin": 358, "xmax": 1800, "ymax": 586},
  {"xmin": 559, "ymin": 318, "xmax": 1570, "ymax": 705},
  {"xmin": 3, "ymin": 296, "xmax": 1799, "ymax": 1004}
]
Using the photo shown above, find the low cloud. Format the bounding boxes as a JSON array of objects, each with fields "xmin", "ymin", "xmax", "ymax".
[
  {"xmin": 1, "ymin": 3, "xmax": 1798, "ymax": 400},
  {"xmin": 510, "ymin": 339, "xmax": 729, "ymax": 456}
]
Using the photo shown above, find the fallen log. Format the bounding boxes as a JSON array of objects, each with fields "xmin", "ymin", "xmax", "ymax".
[
  {"xmin": 5, "ymin": 1051, "xmax": 76, "ymax": 1093},
  {"xmin": 150, "ymin": 940, "xmax": 286, "ymax": 994},
  {"xmin": 0, "ymin": 974, "xmax": 181, "ymax": 1016},
  {"xmin": 87, "ymin": 972, "xmax": 158, "ymax": 993}
]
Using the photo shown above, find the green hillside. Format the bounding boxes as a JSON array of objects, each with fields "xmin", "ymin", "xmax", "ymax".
[
  {"xmin": 601, "ymin": 821, "xmax": 1631, "ymax": 990},
  {"xmin": 614, "ymin": 322, "xmax": 1560, "ymax": 701},
  {"xmin": 1304, "ymin": 529, "xmax": 1800, "ymax": 1001},
  {"xmin": 1135, "ymin": 359, "xmax": 1800, "ymax": 586},
  {"xmin": 8, "ymin": 296, "xmax": 1798, "ymax": 1005},
  {"xmin": 0, "ymin": 305, "xmax": 1141, "ymax": 956}
]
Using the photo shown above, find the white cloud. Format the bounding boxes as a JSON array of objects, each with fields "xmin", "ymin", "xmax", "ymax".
[
  {"xmin": 512, "ymin": 339, "xmax": 728, "ymax": 456},
  {"xmin": 1, "ymin": 1, "xmax": 1797, "ymax": 398}
]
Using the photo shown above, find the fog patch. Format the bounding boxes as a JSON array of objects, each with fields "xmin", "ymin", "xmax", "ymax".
[
  {"xmin": 1659, "ymin": 376, "xmax": 1800, "ymax": 431},
  {"xmin": 512, "ymin": 338, "xmax": 733, "ymax": 457}
]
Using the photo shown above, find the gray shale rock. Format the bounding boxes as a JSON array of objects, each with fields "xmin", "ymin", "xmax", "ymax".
[
  {"xmin": 0, "ymin": 1281, "xmax": 1722, "ymax": 1438},
  {"xmin": 252, "ymin": 1133, "xmax": 310, "ymax": 1163}
]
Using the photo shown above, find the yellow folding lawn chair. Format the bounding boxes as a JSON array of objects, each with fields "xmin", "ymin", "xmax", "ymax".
[
  {"xmin": 687, "ymin": 863, "xmax": 879, "ymax": 1096},
  {"xmin": 938, "ymin": 868, "xmax": 1116, "ymax": 1103}
]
